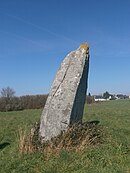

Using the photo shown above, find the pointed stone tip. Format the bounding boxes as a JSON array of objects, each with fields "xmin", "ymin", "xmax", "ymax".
[{"xmin": 79, "ymin": 43, "xmax": 89, "ymax": 51}]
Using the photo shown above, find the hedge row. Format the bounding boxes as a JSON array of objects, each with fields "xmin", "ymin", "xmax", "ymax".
[{"xmin": 0, "ymin": 95, "xmax": 48, "ymax": 112}]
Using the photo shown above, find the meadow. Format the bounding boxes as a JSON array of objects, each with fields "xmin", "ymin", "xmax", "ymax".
[{"xmin": 0, "ymin": 99, "xmax": 130, "ymax": 173}]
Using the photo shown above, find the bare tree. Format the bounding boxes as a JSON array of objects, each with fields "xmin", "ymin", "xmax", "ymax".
[
  {"xmin": 1, "ymin": 86, "xmax": 15, "ymax": 99},
  {"xmin": 0, "ymin": 87, "xmax": 16, "ymax": 111}
]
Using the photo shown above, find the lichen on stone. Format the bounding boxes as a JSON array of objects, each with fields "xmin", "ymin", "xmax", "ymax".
[{"xmin": 80, "ymin": 43, "xmax": 89, "ymax": 51}]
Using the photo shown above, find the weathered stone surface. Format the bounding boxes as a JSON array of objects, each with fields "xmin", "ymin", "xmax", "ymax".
[{"xmin": 39, "ymin": 43, "xmax": 90, "ymax": 141}]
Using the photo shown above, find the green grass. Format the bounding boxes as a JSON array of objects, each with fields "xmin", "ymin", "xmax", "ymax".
[{"xmin": 0, "ymin": 100, "xmax": 130, "ymax": 173}]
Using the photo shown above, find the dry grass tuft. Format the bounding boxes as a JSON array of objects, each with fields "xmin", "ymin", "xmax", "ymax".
[
  {"xmin": 18, "ymin": 121, "xmax": 103, "ymax": 157},
  {"xmin": 18, "ymin": 128, "xmax": 36, "ymax": 154},
  {"xmin": 42, "ymin": 122, "xmax": 102, "ymax": 158}
]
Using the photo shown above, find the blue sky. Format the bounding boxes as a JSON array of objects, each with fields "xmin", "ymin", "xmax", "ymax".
[{"xmin": 0, "ymin": 0, "xmax": 130, "ymax": 96}]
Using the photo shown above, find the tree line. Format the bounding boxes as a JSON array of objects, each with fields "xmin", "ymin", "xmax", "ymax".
[
  {"xmin": 0, "ymin": 87, "xmax": 95, "ymax": 112},
  {"xmin": 0, "ymin": 87, "xmax": 48, "ymax": 112}
]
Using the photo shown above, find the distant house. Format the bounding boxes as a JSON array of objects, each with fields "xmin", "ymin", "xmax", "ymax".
[
  {"xmin": 94, "ymin": 95, "xmax": 106, "ymax": 102},
  {"xmin": 94, "ymin": 94, "xmax": 129, "ymax": 102},
  {"xmin": 116, "ymin": 94, "xmax": 129, "ymax": 99}
]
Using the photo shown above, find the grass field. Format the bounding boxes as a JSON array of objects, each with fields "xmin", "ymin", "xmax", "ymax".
[{"xmin": 0, "ymin": 99, "xmax": 130, "ymax": 173}]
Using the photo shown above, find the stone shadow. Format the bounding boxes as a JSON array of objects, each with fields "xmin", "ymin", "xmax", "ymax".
[
  {"xmin": 0, "ymin": 142, "xmax": 10, "ymax": 150},
  {"xmin": 83, "ymin": 120, "xmax": 100, "ymax": 128},
  {"xmin": 87, "ymin": 120, "xmax": 100, "ymax": 125}
]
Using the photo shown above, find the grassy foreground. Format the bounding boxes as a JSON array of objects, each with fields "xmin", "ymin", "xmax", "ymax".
[{"xmin": 0, "ymin": 99, "xmax": 130, "ymax": 173}]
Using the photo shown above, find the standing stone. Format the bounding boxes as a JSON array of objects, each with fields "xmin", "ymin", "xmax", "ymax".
[{"xmin": 39, "ymin": 43, "xmax": 90, "ymax": 141}]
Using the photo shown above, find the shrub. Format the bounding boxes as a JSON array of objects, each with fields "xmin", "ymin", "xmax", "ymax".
[
  {"xmin": 86, "ymin": 96, "xmax": 95, "ymax": 104},
  {"xmin": 0, "ymin": 95, "xmax": 48, "ymax": 112}
]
